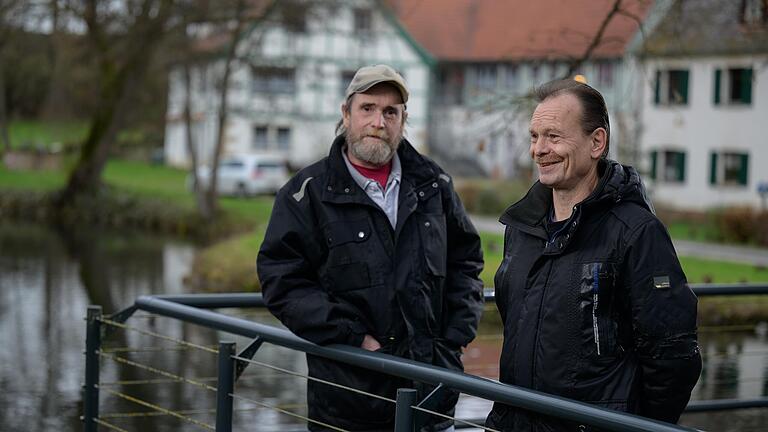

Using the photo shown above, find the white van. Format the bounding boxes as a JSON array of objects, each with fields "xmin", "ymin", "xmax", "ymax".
[{"xmin": 191, "ymin": 154, "xmax": 290, "ymax": 196}]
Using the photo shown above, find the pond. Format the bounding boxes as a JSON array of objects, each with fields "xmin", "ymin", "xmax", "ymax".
[{"xmin": 0, "ymin": 222, "xmax": 766, "ymax": 431}]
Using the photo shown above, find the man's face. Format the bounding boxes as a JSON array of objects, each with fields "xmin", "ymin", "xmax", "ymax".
[
  {"xmin": 529, "ymin": 93, "xmax": 603, "ymax": 191},
  {"xmin": 342, "ymin": 83, "xmax": 406, "ymax": 167}
]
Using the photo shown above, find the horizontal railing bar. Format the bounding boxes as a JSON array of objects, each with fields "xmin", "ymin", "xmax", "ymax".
[
  {"xmin": 134, "ymin": 295, "xmax": 696, "ymax": 432},
  {"xmin": 145, "ymin": 284, "xmax": 768, "ymax": 311},
  {"xmin": 150, "ymin": 293, "xmax": 266, "ymax": 308},
  {"xmin": 685, "ymin": 397, "xmax": 768, "ymax": 412}
]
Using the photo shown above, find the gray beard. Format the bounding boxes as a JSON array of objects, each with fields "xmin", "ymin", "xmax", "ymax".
[{"xmin": 347, "ymin": 135, "xmax": 401, "ymax": 166}]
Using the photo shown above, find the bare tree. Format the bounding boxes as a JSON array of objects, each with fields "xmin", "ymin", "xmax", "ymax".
[
  {"xmin": 173, "ymin": 0, "xmax": 265, "ymax": 220},
  {"xmin": 0, "ymin": 0, "xmax": 27, "ymax": 152},
  {"xmin": 55, "ymin": 0, "xmax": 174, "ymax": 207}
]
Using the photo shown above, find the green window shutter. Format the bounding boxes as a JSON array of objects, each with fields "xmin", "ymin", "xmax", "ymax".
[
  {"xmin": 654, "ymin": 70, "xmax": 661, "ymax": 105},
  {"xmin": 739, "ymin": 153, "xmax": 749, "ymax": 186},
  {"xmin": 650, "ymin": 150, "xmax": 658, "ymax": 180},
  {"xmin": 680, "ymin": 70, "xmax": 690, "ymax": 104},
  {"xmin": 714, "ymin": 69, "xmax": 721, "ymax": 105},
  {"xmin": 677, "ymin": 152, "xmax": 686, "ymax": 182},
  {"xmin": 710, "ymin": 152, "xmax": 718, "ymax": 185},
  {"xmin": 742, "ymin": 68, "xmax": 753, "ymax": 104}
]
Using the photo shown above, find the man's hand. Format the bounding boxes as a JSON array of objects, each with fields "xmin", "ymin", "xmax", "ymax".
[{"xmin": 361, "ymin": 334, "xmax": 381, "ymax": 351}]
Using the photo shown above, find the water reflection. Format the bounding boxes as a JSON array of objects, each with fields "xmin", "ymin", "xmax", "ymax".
[{"xmin": 1, "ymin": 222, "xmax": 767, "ymax": 431}]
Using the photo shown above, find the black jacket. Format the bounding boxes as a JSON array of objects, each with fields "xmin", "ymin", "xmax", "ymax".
[
  {"xmin": 486, "ymin": 160, "xmax": 701, "ymax": 431},
  {"xmin": 257, "ymin": 136, "xmax": 484, "ymax": 431}
]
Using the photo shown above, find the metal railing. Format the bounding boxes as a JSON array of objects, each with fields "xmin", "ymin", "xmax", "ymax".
[{"xmin": 82, "ymin": 283, "xmax": 768, "ymax": 432}]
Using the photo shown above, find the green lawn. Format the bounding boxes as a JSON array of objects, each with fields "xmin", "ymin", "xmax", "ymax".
[
  {"xmin": 479, "ymin": 232, "xmax": 768, "ymax": 286},
  {"xmin": 7, "ymin": 119, "xmax": 89, "ymax": 149}
]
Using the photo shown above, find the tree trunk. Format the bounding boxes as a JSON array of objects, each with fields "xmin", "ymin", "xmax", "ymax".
[
  {"xmin": 0, "ymin": 64, "xmax": 10, "ymax": 152},
  {"xmin": 203, "ymin": 0, "xmax": 249, "ymax": 218},
  {"xmin": 183, "ymin": 60, "xmax": 213, "ymax": 219},
  {"xmin": 55, "ymin": 0, "xmax": 171, "ymax": 207}
]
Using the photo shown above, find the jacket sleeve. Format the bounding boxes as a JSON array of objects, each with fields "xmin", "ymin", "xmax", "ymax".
[
  {"xmin": 622, "ymin": 217, "xmax": 702, "ymax": 423},
  {"xmin": 257, "ymin": 183, "xmax": 368, "ymax": 347},
  {"xmin": 440, "ymin": 179, "xmax": 485, "ymax": 348}
]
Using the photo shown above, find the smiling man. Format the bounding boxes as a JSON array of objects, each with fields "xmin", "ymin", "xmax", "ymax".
[
  {"xmin": 258, "ymin": 64, "xmax": 483, "ymax": 431},
  {"xmin": 486, "ymin": 79, "xmax": 702, "ymax": 431}
]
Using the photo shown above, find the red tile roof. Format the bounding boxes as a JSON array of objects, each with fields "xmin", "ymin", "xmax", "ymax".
[{"xmin": 387, "ymin": 0, "xmax": 652, "ymax": 61}]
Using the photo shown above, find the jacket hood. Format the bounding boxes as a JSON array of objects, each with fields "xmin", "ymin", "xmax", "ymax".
[{"xmin": 500, "ymin": 159, "xmax": 654, "ymax": 229}]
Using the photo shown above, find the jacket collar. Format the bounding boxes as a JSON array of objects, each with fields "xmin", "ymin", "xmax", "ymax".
[
  {"xmin": 499, "ymin": 159, "xmax": 641, "ymax": 245},
  {"xmin": 499, "ymin": 159, "xmax": 628, "ymax": 241},
  {"xmin": 323, "ymin": 135, "xmax": 436, "ymax": 205}
]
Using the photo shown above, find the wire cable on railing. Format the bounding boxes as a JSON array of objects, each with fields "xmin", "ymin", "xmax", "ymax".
[
  {"xmin": 101, "ymin": 372, "xmax": 295, "ymax": 387},
  {"xmin": 101, "ymin": 387, "xmax": 215, "ymax": 430},
  {"xmin": 230, "ymin": 391, "xmax": 349, "ymax": 432},
  {"xmin": 100, "ymin": 405, "xmax": 303, "ymax": 419},
  {"xmin": 231, "ymin": 354, "xmax": 396, "ymax": 404},
  {"xmin": 410, "ymin": 404, "xmax": 501, "ymax": 432},
  {"xmin": 101, "ymin": 408, "xmax": 217, "ymax": 418},
  {"xmin": 93, "ymin": 418, "xmax": 131, "ymax": 432},
  {"xmin": 102, "ymin": 345, "xmax": 218, "ymax": 354},
  {"xmin": 99, "ymin": 351, "xmax": 217, "ymax": 393},
  {"xmin": 99, "ymin": 317, "xmax": 218, "ymax": 355}
]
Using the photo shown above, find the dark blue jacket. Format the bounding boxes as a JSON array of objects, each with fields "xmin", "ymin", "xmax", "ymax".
[
  {"xmin": 486, "ymin": 160, "xmax": 701, "ymax": 431},
  {"xmin": 258, "ymin": 136, "xmax": 484, "ymax": 431}
]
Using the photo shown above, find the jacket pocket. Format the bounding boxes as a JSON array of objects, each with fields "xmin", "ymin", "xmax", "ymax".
[
  {"xmin": 326, "ymin": 262, "xmax": 370, "ymax": 292},
  {"xmin": 417, "ymin": 213, "xmax": 447, "ymax": 277},
  {"xmin": 579, "ymin": 262, "xmax": 618, "ymax": 357}
]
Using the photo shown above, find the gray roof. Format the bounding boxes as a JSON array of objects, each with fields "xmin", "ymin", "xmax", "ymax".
[{"xmin": 639, "ymin": 0, "xmax": 768, "ymax": 57}]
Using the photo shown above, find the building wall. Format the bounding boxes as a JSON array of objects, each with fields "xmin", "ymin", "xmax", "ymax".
[
  {"xmin": 641, "ymin": 55, "xmax": 768, "ymax": 209},
  {"xmin": 429, "ymin": 57, "xmax": 643, "ymax": 179},
  {"xmin": 165, "ymin": 0, "xmax": 431, "ymax": 169}
]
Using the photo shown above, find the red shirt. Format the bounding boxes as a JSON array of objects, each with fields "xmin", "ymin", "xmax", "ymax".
[{"xmin": 350, "ymin": 160, "xmax": 392, "ymax": 190}]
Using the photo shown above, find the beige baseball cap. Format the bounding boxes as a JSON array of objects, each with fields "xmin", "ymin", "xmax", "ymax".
[{"xmin": 344, "ymin": 64, "xmax": 409, "ymax": 103}]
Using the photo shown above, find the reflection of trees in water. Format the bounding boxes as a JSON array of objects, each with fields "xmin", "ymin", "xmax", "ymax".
[
  {"xmin": 696, "ymin": 332, "xmax": 743, "ymax": 400},
  {"xmin": 54, "ymin": 224, "xmax": 190, "ymax": 430}
]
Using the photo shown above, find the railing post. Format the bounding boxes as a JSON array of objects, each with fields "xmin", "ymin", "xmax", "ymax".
[
  {"xmin": 83, "ymin": 305, "xmax": 102, "ymax": 432},
  {"xmin": 216, "ymin": 341, "xmax": 236, "ymax": 432},
  {"xmin": 394, "ymin": 388, "xmax": 418, "ymax": 432}
]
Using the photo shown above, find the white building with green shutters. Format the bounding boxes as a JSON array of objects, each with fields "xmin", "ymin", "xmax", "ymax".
[
  {"xmin": 639, "ymin": 0, "xmax": 768, "ymax": 209},
  {"xmin": 164, "ymin": 0, "xmax": 433, "ymax": 169}
]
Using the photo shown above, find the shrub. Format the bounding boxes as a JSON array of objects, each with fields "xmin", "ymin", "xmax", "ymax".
[{"xmin": 710, "ymin": 207, "xmax": 759, "ymax": 245}]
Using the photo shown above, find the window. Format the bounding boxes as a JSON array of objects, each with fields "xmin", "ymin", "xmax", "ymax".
[
  {"xmin": 277, "ymin": 127, "xmax": 291, "ymax": 151},
  {"xmin": 741, "ymin": 0, "xmax": 767, "ymax": 24},
  {"xmin": 654, "ymin": 69, "xmax": 689, "ymax": 105},
  {"xmin": 710, "ymin": 152, "xmax": 749, "ymax": 186},
  {"xmin": 649, "ymin": 150, "xmax": 686, "ymax": 183},
  {"xmin": 503, "ymin": 64, "xmax": 518, "ymax": 91},
  {"xmin": 251, "ymin": 67, "xmax": 296, "ymax": 95},
  {"xmin": 438, "ymin": 67, "xmax": 464, "ymax": 105},
  {"xmin": 253, "ymin": 126, "xmax": 268, "ymax": 150},
  {"xmin": 714, "ymin": 67, "xmax": 753, "ymax": 105},
  {"xmin": 340, "ymin": 70, "xmax": 357, "ymax": 98},
  {"xmin": 531, "ymin": 64, "xmax": 541, "ymax": 84},
  {"xmin": 253, "ymin": 125, "xmax": 292, "ymax": 151},
  {"xmin": 353, "ymin": 8, "xmax": 372, "ymax": 34},
  {"xmin": 281, "ymin": 0, "xmax": 307, "ymax": 33},
  {"xmin": 470, "ymin": 64, "xmax": 497, "ymax": 93},
  {"xmin": 596, "ymin": 61, "xmax": 615, "ymax": 87}
]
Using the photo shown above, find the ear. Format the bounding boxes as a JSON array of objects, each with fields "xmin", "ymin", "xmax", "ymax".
[
  {"xmin": 590, "ymin": 128, "xmax": 607, "ymax": 159},
  {"xmin": 341, "ymin": 103, "xmax": 351, "ymax": 129}
]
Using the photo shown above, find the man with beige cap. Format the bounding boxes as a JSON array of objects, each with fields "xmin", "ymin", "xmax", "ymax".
[{"xmin": 258, "ymin": 64, "xmax": 484, "ymax": 431}]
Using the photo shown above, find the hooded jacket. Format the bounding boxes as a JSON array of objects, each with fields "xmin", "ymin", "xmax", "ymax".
[
  {"xmin": 486, "ymin": 160, "xmax": 701, "ymax": 431},
  {"xmin": 257, "ymin": 136, "xmax": 484, "ymax": 431}
]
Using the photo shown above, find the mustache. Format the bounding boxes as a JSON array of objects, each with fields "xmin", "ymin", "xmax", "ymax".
[
  {"xmin": 535, "ymin": 156, "xmax": 563, "ymax": 164},
  {"xmin": 365, "ymin": 131, "xmax": 388, "ymax": 140}
]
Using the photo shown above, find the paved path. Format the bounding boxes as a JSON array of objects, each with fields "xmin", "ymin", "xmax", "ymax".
[{"xmin": 470, "ymin": 214, "xmax": 768, "ymax": 266}]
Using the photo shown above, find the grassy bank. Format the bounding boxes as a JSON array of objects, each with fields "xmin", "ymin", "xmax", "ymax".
[
  {"xmin": 3, "ymin": 156, "xmax": 768, "ymax": 325},
  {"xmin": 0, "ymin": 158, "xmax": 274, "ymax": 237}
]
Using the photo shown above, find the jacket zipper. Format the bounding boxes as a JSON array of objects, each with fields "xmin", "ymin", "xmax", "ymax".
[{"xmin": 592, "ymin": 266, "xmax": 601, "ymax": 356}]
